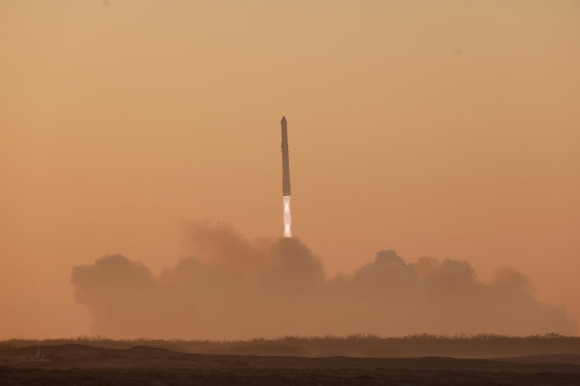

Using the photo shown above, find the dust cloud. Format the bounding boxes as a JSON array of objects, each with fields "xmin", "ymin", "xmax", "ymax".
[{"xmin": 71, "ymin": 221, "xmax": 576, "ymax": 339}]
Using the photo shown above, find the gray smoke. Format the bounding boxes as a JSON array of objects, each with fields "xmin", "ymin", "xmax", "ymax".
[{"xmin": 71, "ymin": 221, "xmax": 577, "ymax": 339}]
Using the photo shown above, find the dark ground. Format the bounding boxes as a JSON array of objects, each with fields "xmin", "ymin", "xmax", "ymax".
[
  {"xmin": 2, "ymin": 344, "xmax": 580, "ymax": 385},
  {"xmin": 3, "ymin": 366, "xmax": 580, "ymax": 386}
]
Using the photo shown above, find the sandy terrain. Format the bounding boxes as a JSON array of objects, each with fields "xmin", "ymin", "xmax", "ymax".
[{"xmin": 2, "ymin": 344, "xmax": 580, "ymax": 385}]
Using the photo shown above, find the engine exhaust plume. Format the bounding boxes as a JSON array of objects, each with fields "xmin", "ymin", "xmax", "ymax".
[
  {"xmin": 280, "ymin": 116, "xmax": 292, "ymax": 237},
  {"xmin": 283, "ymin": 196, "xmax": 292, "ymax": 237}
]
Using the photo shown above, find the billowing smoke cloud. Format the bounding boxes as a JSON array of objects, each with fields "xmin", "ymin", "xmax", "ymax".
[{"xmin": 71, "ymin": 221, "xmax": 577, "ymax": 339}]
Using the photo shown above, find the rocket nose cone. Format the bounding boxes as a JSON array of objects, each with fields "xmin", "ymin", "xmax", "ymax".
[{"xmin": 281, "ymin": 116, "xmax": 287, "ymax": 124}]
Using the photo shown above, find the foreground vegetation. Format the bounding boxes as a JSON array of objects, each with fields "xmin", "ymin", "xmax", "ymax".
[{"xmin": 2, "ymin": 333, "xmax": 579, "ymax": 358}]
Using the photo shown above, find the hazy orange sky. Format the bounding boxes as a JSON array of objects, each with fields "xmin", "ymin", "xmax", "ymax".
[{"xmin": 1, "ymin": 0, "xmax": 579, "ymax": 339}]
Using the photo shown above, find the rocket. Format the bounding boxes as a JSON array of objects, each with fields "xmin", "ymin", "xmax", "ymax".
[
  {"xmin": 280, "ymin": 116, "xmax": 292, "ymax": 237},
  {"xmin": 281, "ymin": 116, "xmax": 291, "ymax": 196}
]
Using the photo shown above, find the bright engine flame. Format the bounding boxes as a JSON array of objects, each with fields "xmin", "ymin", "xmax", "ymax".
[{"xmin": 283, "ymin": 195, "xmax": 292, "ymax": 237}]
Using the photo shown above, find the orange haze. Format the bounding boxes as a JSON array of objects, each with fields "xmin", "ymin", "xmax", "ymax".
[{"xmin": 1, "ymin": 1, "xmax": 579, "ymax": 339}]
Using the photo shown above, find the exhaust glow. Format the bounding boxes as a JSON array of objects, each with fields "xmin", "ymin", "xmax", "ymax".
[{"xmin": 283, "ymin": 195, "xmax": 292, "ymax": 237}]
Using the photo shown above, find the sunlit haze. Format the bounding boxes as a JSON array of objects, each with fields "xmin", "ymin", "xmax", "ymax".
[{"xmin": 1, "ymin": 0, "xmax": 579, "ymax": 339}]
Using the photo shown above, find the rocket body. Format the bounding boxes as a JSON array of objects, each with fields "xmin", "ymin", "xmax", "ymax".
[
  {"xmin": 280, "ymin": 116, "xmax": 292, "ymax": 237},
  {"xmin": 281, "ymin": 116, "xmax": 291, "ymax": 196}
]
